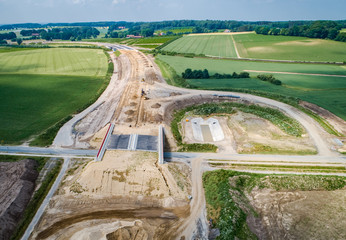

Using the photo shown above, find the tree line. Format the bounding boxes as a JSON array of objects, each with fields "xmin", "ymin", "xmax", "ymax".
[
  {"xmin": 39, "ymin": 27, "xmax": 100, "ymax": 41},
  {"xmin": 255, "ymin": 21, "xmax": 346, "ymax": 42},
  {"xmin": 2, "ymin": 20, "xmax": 345, "ymax": 41},
  {"xmin": 182, "ymin": 68, "xmax": 250, "ymax": 79}
]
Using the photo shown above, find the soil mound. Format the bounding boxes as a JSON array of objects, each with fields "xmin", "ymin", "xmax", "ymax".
[
  {"xmin": 106, "ymin": 224, "xmax": 148, "ymax": 240},
  {"xmin": 0, "ymin": 159, "xmax": 38, "ymax": 240}
]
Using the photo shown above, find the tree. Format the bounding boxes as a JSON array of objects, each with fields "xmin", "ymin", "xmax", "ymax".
[
  {"xmin": 202, "ymin": 69, "xmax": 209, "ymax": 79},
  {"xmin": 110, "ymin": 31, "xmax": 118, "ymax": 38},
  {"xmin": 16, "ymin": 38, "xmax": 23, "ymax": 45}
]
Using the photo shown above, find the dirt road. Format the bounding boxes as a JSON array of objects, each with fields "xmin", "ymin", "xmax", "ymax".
[{"xmin": 175, "ymin": 158, "xmax": 208, "ymax": 239}]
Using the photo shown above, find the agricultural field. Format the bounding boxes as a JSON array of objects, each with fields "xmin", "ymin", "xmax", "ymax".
[
  {"xmin": 129, "ymin": 36, "xmax": 177, "ymax": 44},
  {"xmin": 162, "ymin": 32, "xmax": 346, "ymax": 62},
  {"xmin": 157, "ymin": 55, "xmax": 346, "ymax": 120},
  {"xmin": 162, "ymin": 34, "xmax": 238, "ymax": 57},
  {"xmin": 155, "ymin": 27, "xmax": 193, "ymax": 34},
  {"xmin": 95, "ymin": 27, "xmax": 109, "ymax": 38},
  {"xmin": 0, "ymin": 47, "xmax": 109, "ymax": 144},
  {"xmin": 85, "ymin": 36, "xmax": 177, "ymax": 48},
  {"xmin": 233, "ymin": 32, "xmax": 346, "ymax": 62}
]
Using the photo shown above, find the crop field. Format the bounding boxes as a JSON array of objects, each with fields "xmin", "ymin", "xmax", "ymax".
[
  {"xmin": 161, "ymin": 34, "xmax": 238, "ymax": 57},
  {"xmin": 0, "ymin": 48, "xmax": 109, "ymax": 144},
  {"xmin": 95, "ymin": 27, "xmax": 109, "ymax": 38},
  {"xmin": 0, "ymin": 48, "xmax": 107, "ymax": 76},
  {"xmin": 162, "ymin": 32, "xmax": 346, "ymax": 62},
  {"xmin": 155, "ymin": 27, "xmax": 193, "ymax": 34},
  {"xmin": 126, "ymin": 36, "xmax": 178, "ymax": 46},
  {"xmin": 233, "ymin": 32, "xmax": 346, "ymax": 62},
  {"xmin": 157, "ymin": 55, "xmax": 346, "ymax": 120}
]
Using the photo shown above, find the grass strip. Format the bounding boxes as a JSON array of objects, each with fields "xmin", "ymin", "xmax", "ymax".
[
  {"xmin": 209, "ymin": 163, "xmax": 346, "ymax": 173},
  {"xmin": 10, "ymin": 159, "xmax": 62, "ymax": 240}
]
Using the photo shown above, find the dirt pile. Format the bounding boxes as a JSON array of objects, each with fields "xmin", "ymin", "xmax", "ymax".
[
  {"xmin": 0, "ymin": 159, "xmax": 38, "ymax": 240},
  {"xmin": 106, "ymin": 221, "xmax": 148, "ymax": 240}
]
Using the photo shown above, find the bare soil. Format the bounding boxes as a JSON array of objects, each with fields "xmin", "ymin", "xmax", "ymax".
[
  {"xmin": 247, "ymin": 188, "xmax": 346, "ymax": 240},
  {"xmin": 30, "ymin": 151, "xmax": 190, "ymax": 239},
  {"xmin": 228, "ymin": 111, "xmax": 316, "ymax": 154},
  {"xmin": 0, "ymin": 159, "xmax": 38, "ymax": 240}
]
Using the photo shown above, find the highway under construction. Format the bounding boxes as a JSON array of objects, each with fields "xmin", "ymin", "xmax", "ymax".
[{"xmin": 1, "ymin": 42, "xmax": 344, "ymax": 240}]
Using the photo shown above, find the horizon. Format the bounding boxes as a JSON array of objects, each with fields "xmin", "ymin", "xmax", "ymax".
[
  {"xmin": 1, "ymin": 0, "xmax": 345, "ymax": 25},
  {"xmin": 1, "ymin": 18, "xmax": 346, "ymax": 26}
]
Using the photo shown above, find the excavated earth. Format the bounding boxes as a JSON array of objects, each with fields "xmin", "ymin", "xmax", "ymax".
[
  {"xmin": 30, "ymin": 152, "xmax": 192, "ymax": 240},
  {"xmin": 247, "ymin": 188, "xmax": 346, "ymax": 239},
  {"xmin": 0, "ymin": 159, "xmax": 38, "ymax": 240}
]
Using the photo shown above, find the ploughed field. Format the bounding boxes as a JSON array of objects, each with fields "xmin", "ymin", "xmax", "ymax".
[
  {"xmin": 157, "ymin": 55, "xmax": 346, "ymax": 120},
  {"xmin": 0, "ymin": 47, "xmax": 109, "ymax": 144}
]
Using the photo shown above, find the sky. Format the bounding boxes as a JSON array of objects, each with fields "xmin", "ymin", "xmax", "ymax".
[{"xmin": 0, "ymin": 0, "xmax": 345, "ymax": 25}]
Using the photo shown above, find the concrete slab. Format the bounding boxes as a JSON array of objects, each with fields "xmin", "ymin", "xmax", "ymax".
[{"xmin": 191, "ymin": 117, "xmax": 224, "ymax": 142}]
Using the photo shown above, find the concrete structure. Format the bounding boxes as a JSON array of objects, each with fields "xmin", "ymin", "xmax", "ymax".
[
  {"xmin": 96, "ymin": 124, "xmax": 114, "ymax": 161},
  {"xmin": 158, "ymin": 125, "xmax": 164, "ymax": 164},
  {"xmin": 191, "ymin": 118, "xmax": 224, "ymax": 142}
]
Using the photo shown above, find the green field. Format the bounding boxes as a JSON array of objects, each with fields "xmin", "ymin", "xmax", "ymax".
[
  {"xmin": 155, "ymin": 27, "xmax": 193, "ymax": 34},
  {"xmin": 162, "ymin": 34, "xmax": 238, "ymax": 57},
  {"xmin": 95, "ymin": 27, "xmax": 109, "ymax": 38},
  {"xmin": 233, "ymin": 33, "xmax": 346, "ymax": 62},
  {"xmin": 0, "ymin": 48, "xmax": 109, "ymax": 144},
  {"xmin": 157, "ymin": 55, "xmax": 346, "ymax": 120},
  {"xmin": 162, "ymin": 32, "xmax": 346, "ymax": 62}
]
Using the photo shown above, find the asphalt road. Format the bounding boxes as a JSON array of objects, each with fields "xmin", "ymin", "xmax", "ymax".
[{"xmin": 0, "ymin": 146, "xmax": 97, "ymax": 157}]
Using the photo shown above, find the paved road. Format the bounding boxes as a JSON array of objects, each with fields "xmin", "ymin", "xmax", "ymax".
[
  {"xmin": 165, "ymin": 152, "xmax": 346, "ymax": 164},
  {"xmin": 21, "ymin": 158, "xmax": 71, "ymax": 240},
  {"xmin": 0, "ymin": 146, "xmax": 97, "ymax": 157}
]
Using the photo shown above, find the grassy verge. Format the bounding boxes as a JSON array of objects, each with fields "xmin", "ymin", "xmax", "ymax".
[
  {"xmin": 154, "ymin": 58, "xmax": 189, "ymax": 87},
  {"xmin": 203, "ymin": 170, "xmax": 346, "ymax": 239},
  {"xmin": 209, "ymin": 163, "xmax": 346, "ymax": 173},
  {"xmin": 29, "ymin": 115, "xmax": 73, "ymax": 146},
  {"xmin": 239, "ymin": 142, "xmax": 317, "ymax": 155},
  {"xmin": 10, "ymin": 159, "xmax": 62, "ymax": 240},
  {"xmin": 29, "ymin": 50, "xmax": 114, "ymax": 147},
  {"xmin": 114, "ymin": 50, "xmax": 121, "ymax": 57}
]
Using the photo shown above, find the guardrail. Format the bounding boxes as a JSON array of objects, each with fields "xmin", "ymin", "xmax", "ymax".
[{"xmin": 96, "ymin": 123, "xmax": 114, "ymax": 161}]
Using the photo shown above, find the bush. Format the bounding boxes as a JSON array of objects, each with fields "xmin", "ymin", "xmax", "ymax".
[
  {"xmin": 257, "ymin": 74, "xmax": 282, "ymax": 85},
  {"xmin": 182, "ymin": 69, "xmax": 250, "ymax": 79}
]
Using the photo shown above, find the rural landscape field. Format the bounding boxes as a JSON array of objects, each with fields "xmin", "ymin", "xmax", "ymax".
[
  {"xmin": 0, "ymin": 2, "xmax": 346, "ymax": 239},
  {"xmin": 0, "ymin": 47, "xmax": 109, "ymax": 144}
]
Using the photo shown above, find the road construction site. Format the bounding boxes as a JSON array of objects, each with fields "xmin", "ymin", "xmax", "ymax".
[{"xmin": 0, "ymin": 41, "xmax": 345, "ymax": 240}]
